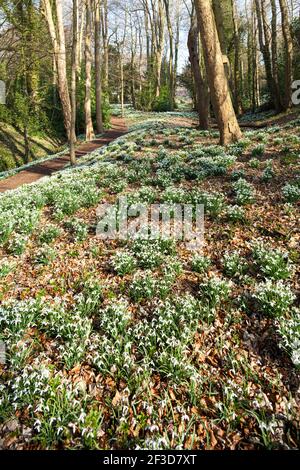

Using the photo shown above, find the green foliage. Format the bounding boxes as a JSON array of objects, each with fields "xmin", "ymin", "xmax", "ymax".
[
  {"xmin": 225, "ymin": 205, "xmax": 246, "ymax": 222},
  {"xmin": 222, "ymin": 251, "xmax": 248, "ymax": 278},
  {"xmin": 7, "ymin": 234, "xmax": 28, "ymax": 256},
  {"xmin": 129, "ymin": 270, "xmax": 175, "ymax": 301},
  {"xmin": 38, "ymin": 225, "xmax": 61, "ymax": 245},
  {"xmin": 261, "ymin": 162, "xmax": 275, "ymax": 182},
  {"xmin": 277, "ymin": 308, "xmax": 300, "ymax": 368},
  {"xmin": 252, "ymin": 243, "xmax": 293, "ymax": 280},
  {"xmin": 191, "ymin": 255, "xmax": 211, "ymax": 274},
  {"xmin": 33, "ymin": 247, "xmax": 57, "ymax": 265},
  {"xmin": 111, "ymin": 251, "xmax": 137, "ymax": 276},
  {"xmin": 233, "ymin": 178, "xmax": 256, "ymax": 205},
  {"xmin": 64, "ymin": 218, "xmax": 89, "ymax": 242},
  {"xmin": 152, "ymin": 87, "xmax": 173, "ymax": 112},
  {"xmin": 251, "ymin": 144, "xmax": 266, "ymax": 157},
  {"xmin": 282, "ymin": 183, "xmax": 300, "ymax": 203},
  {"xmin": 249, "ymin": 158, "xmax": 260, "ymax": 169},
  {"xmin": 253, "ymin": 281, "xmax": 295, "ymax": 317},
  {"xmin": 199, "ymin": 275, "xmax": 232, "ymax": 309}
]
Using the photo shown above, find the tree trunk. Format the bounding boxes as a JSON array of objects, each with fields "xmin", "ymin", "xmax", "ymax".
[
  {"xmin": 188, "ymin": 16, "xmax": 209, "ymax": 130},
  {"xmin": 174, "ymin": 3, "xmax": 180, "ymax": 103},
  {"xmin": 255, "ymin": 0, "xmax": 276, "ymax": 108},
  {"xmin": 70, "ymin": 0, "xmax": 78, "ymax": 165},
  {"xmin": 94, "ymin": 0, "xmax": 104, "ymax": 134},
  {"xmin": 270, "ymin": 0, "xmax": 282, "ymax": 112},
  {"xmin": 194, "ymin": 0, "xmax": 242, "ymax": 145},
  {"xmin": 43, "ymin": 0, "xmax": 72, "ymax": 140},
  {"xmin": 84, "ymin": 0, "xmax": 95, "ymax": 141},
  {"xmin": 164, "ymin": 0, "xmax": 175, "ymax": 109},
  {"xmin": 78, "ymin": 2, "xmax": 86, "ymax": 75},
  {"xmin": 231, "ymin": 0, "xmax": 242, "ymax": 114},
  {"xmin": 155, "ymin": 0, "xmax": 165, "ymax": 98},
  {"xmin": 101, "ymin": 0, "xmax": 109, "ymax": 92},
  {"xmin": 279, "ymin": 0, "xmax": 293, "ymax": 110}
]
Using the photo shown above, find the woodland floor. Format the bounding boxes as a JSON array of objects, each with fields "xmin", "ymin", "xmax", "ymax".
[{"xmin": 0, "ymin": 109, "xmax": 299, "ymax": 450}]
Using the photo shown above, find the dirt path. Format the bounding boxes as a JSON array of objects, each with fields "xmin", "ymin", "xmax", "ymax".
[{"xmin": 0, "ymin": 117, "xmax": 127, "ymax": 193}]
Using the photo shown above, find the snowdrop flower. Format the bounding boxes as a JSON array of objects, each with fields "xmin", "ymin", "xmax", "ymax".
[{"xmin": 34, "ymin": 420, "xmax": 41, "ymax": 432}]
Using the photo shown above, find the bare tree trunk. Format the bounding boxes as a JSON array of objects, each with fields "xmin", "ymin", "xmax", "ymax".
[
  {"xmin": 194, "ymin": 0, "xmax": 242, "ymax": 145},
  {"xmin": 94, "ymin": 0, "xmax": 103, "ymax": 134},
  {"xmin": 84, "ymin": 0, "xmax": 95, "ymax": 141},
  {"xmin": 188, "ymin": 16, "xmax": 209, "ymax": 129},
  {"xmin": 101, "ymin": 0, "xmax": 109, "ymax": 92},
  {"xmin": 78, "ymin": 1, "xmax": 86, "ymax": 75},
  {"xmin": 174, "ymin": 2, "xmax": 180, "ymax": 103},
  {"xmin": 70, "ymin": 0, "xmax": 79, "ymax": 165},
  {"xmin": 231, "ymin": 0, "xmax": 242, "ymax": 114},
  {"xmin": 130, "ymin": 20, "xmax": 138, "ymax": 109},
  {"xmin": 270, "ymin": 0, "xmax": 282, "ymax": 112},
  {"xmin": 42, "ymin": 0, "xmax": 71, "ymax": 140},
  {"xmin": 255, "ymin": 0, "xmax": 276, "ymax": 108},
  {"xmin": 155, "ymin": 0, "xmax": 165, "ymax": 98},
  {"xmin": 279, "ymin": 0, "xmax": 293, "ymax": 110},
  {"xmin": 120, "ymin": 53, "xmax": 124, "ymax": 117},
  {"xmin": 164, "ymin": 0, "xmax": 175, "ymax": 109}
]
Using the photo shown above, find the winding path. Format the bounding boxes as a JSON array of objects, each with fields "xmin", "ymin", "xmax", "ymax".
[{"xmin": 0, "ymin": 117, "xmax": 127, "ymax": 193}]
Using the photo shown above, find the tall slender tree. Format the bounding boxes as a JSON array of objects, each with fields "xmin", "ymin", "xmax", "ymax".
[
  {"xmin": 194, "ymin": 0, "xmax": 242, "ymax": 144},
  {"xmin": 84, "ymin": 0, "xmax": 95, "ymax": 141},
  {"xmin": 94, "ymin": 0, "xmax": 104, "ymax": 134},
  {"xmin": 188, "ymin": 13, "xmax": 209, "ymax": 129},
  {"xmin": 70, "ymin": 0, "xmax": 79, "ymax": 165},
  {"xmin": 279, "ymin": 0, "xmax": 294, "ymax": 110},
  {"xmin": 43, "ymin": 0, "xmax": 72, "ymax": 141}
]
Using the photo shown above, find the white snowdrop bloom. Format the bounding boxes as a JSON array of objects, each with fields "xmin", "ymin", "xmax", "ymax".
[
  {"xmin": 34, "ymin": 420, "xmax": 41, "ymax": 432},
  {"xmin": 149, "ymin": 424, "xmax": 159, "ymax": 433},
  {"xmin": 68, "ymin": 423, "xmax": 77, "ymax": 434},
  {"xmin": 79, "ymin": 411, "xmax": 86, "ymax": 423},
  {"xmin": 182, "ymin": 414, "xmax": 190, "ymax": 422}
]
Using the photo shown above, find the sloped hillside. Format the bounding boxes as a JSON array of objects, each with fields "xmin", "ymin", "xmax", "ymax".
[
  {"xmin": 0, "ymin": 122, "xmax": 63, "ymax": 173},
  {"xmin": 0, "ymin": 112, "xmax": 299, "ymax": 450}
]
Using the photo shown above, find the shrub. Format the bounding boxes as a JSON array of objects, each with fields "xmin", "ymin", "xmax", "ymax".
[
  {"xmin": 233, "ymin": 178, "xmax": 256, "ymax": 205},
  {"xmin": 253, "ymin": 280, "xmax": 295, "ymax": 317},
  {"xmin": 152, "ymin": 87, "xmax": 173, "ymax": 112}
]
